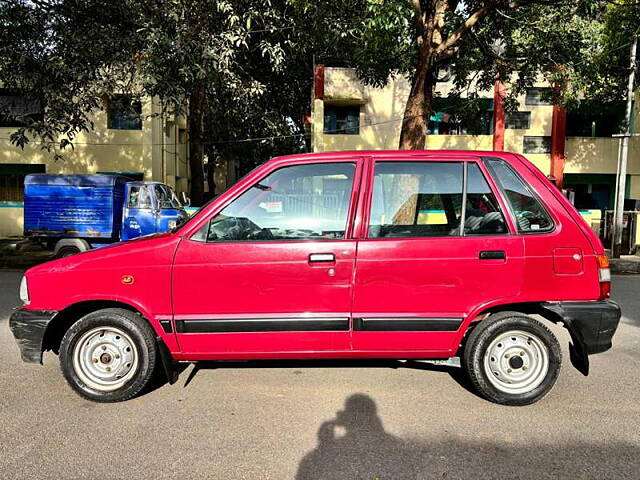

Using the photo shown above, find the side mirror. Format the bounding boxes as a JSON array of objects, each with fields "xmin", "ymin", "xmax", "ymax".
[{"xmin": 180, "ymin": 192, "xmax": 191, "ymax": 207}]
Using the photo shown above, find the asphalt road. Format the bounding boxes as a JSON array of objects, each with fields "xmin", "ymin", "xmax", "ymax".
[{"xmin": 1, "ymin": 270, "xmax": 639, "ymax": 479}]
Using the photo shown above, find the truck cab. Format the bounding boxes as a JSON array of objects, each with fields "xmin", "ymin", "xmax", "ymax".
[
  {"xmin": 121, "ymin": 181, "xmax": 187, "ymax": 241},
  {"xmin": 23, "ymin": 174, "xmax": 188, "ymax": 256}
]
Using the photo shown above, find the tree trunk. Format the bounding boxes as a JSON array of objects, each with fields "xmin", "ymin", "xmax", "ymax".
[
  {"xmin": 399, "ymin": 12, "xmax": 437, "ymax": 151},
  {"xmin": 188, "ymin": 84, "xmax": 206, "ymax": 206},
  {"xmin": 399, "ymin": 64, "xmax": 436, "ymax": 150}
]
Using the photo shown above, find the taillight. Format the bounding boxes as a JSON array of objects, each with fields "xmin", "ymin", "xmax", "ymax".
[{"xmin": 596, "ymin": 255, "xmax": 611, "ymax": 299}]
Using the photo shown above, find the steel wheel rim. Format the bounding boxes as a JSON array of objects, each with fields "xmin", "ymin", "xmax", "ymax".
[
  {"xmin": 72, "ymin": 326, "xmax": 139, "ymax": 392},
  {"xmin": 483, "ymin": 329, "xmax": 549, "ymax": 395}
]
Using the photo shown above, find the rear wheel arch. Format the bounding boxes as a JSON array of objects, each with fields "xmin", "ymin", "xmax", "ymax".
[{"xmin": 455, "ymin": 302, "xmax": 566, "ymax": 356}]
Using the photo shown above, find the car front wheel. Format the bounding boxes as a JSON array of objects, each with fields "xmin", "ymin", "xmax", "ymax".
[
  {"xmin": 59, "ymin": 308, "xmax": 158, "ymax": 402},
  {"xmin": 463, "ymin": 311, "xmax": 562, "ymax": 406}
]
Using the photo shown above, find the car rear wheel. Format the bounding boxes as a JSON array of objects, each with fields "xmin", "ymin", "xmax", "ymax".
[
  {"xmin": 59, "ymin": 308, "xmax": 158, "ymax": 402},
  {"xmin": 463, "ymin": 312, "xmax": 562, "ymax": 406}
]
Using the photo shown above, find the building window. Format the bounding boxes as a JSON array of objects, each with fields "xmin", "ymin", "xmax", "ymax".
[
  {"xmin": 324, "ymin": 105, "xmax": 360, "ymax": 135},
  {"xmin": 525, "ymin": 88, "xmax": 552, "ymax": 106},
  {"xmin": 0, "ymin": 164, "xmax": 46, "ymax": 202},
  {"xmin": 506, "ymin": 112, "xmax": 531, "ymax": 129},
  {"xmin": 107, "ymin": 95, "xmax": 142, "ymax": 130},
  {"xmin": 523, "ymin": 136, "xmax": 551, "ymax": 154},
  {"xmin": 0, "ymin": 89, "xmax": 43, "ymax": 128},
  {"xmin": 428, "ymin": 97, "xmax": 493, "ymax": 135}
]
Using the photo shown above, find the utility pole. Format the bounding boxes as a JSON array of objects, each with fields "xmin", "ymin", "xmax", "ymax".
[{"xmin": 612, "ymin": 36, "xmax": 637, "ymax": 258}]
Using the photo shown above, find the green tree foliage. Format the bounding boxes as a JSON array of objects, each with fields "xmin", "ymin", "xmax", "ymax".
[
  {"xmin": 0, "ymin": 0, "xmax": 360, "ymax": 204},
  {"xmin": 341, "ymin": 0, "xmax": 640, "ymax": 148}
]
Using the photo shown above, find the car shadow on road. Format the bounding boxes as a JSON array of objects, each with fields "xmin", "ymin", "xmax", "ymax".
[
  {"xmin": 180, "ymin": 358, "xmax": 480, "ymax": 398},
  {"xmin": 295, "ymin": 393, "xmax": 640, "ymax": 479}
]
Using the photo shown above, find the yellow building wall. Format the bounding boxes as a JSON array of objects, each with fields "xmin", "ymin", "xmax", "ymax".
[
  {"xmin": 314, "ymin": 67, "xmax": 555, "ymax": 173},
  {"xmin": 0, "ymin": 206, "xmax": 23, "ymax": 237},
  {"xmin": 314, "ymin": 68, "xmax": 640, "ymax": 183},
  {"xmin": 0, "ymin": 99, "xmax": 154, "ymax": 177}
]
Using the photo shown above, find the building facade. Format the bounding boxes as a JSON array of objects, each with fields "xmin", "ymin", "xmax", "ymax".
[
  {"xmin": 310, "ymin": 66, "xmax": 640, "ymax": 214},
  {"xmin": 0, "ymin": 94, "xmax": 190, "ymax": 236}
]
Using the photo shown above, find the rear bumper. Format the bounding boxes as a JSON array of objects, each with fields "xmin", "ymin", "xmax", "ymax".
[
  {"xmin": 540, "ymin": 300, "xmax": 621, "ymax": 375},
  {"xmin": 9, "ymin": 308, "xmax": 58, "ymax": 364}
]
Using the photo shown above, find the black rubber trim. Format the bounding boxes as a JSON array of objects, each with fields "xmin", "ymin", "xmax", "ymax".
[
  {"xmin": 540, "ymin": 300, "xmax": 621, "ymax": 376},
  {"xmin": 9, "ymin": 308, "xmax": 58, "ymax": 364},
  {"xmin": 353, "ymin": 317, "xmax": 462, "ymax": 331},
  {"xmin": 479, "ymin": 250, "xmax": 505, "ymax": 260},
  {"xmin": 159, "ymin": 320, "xmax": 173, "ymax": 333},
  {"xmin": 175, "ymin": 317, "xmax": 349, "ymax": 333}
]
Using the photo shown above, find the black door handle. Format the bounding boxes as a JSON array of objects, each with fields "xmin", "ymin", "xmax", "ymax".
[{"xmin": 479, "ymin": 250, "xmax": 506, "ymax": 260}]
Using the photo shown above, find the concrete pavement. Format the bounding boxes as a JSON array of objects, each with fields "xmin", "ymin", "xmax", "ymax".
[{"xmin": 0, "ymin": 270, "xmax": 639, "ymax": 479}]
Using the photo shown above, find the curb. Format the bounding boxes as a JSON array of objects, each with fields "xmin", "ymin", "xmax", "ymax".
[{"xmin": 610, "ymin": 258, "xmax": 640, "ymax": 274}]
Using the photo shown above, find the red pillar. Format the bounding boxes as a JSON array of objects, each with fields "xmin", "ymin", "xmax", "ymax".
[
  {"xmin": 314, "ymin": 64, "xmax": 325, "ymax": 100},
  {"xmin": 550, "ymin": 104, "xmax": 567, "ymax": 188},
  {"xmin": 492, "ymin": 80, "xmax": 505, "ymax": 151}
]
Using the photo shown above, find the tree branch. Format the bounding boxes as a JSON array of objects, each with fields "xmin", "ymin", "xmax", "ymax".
[
  {"xmin": 434, "ymin": 0, "xmax": 501, "ymax": 58},
  {"xmin": 409, "ymin": 0, "xmax": 425, "ymax": 43}
]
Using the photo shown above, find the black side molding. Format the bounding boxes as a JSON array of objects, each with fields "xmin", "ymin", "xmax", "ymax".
[
  {"xmin": 479, "ymin": 250, "xmax": 505, "ymax": 260},
  {"xmin": 175, "ymin": 317, "xmax": 350, "ymax": 333},
  {"xmin": 353, "ymin": 317, "xmax": 462, "ymax": 332},
  {"xmin": 159, "ymin": 320, "xmax": 173, "ymax": 333}
]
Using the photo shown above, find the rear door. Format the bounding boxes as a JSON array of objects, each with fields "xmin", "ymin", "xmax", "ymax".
[{"xmin": 351, "ymin": 156, "xmax": 524, "ymax": 354}]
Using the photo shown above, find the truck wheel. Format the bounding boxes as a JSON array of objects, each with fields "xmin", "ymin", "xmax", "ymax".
[
  {"xmin": 59, "ymin": 308, "xmax": 158, "ymax": 402},
  {"xmin": 463, "ymin": 312, "xmax": 562, "ymax": 406},
  {"xmin": 56, "ymin": 246, "xmax": 80, "ymax": 258}
]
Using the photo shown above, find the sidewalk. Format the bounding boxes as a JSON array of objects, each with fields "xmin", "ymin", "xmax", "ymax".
[{"xmin": 609, "ymin": 255, "xmax": 640, "ymax": 274}]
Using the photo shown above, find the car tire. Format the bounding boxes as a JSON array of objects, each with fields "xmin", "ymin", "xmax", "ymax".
[
  {"xmin": 463, "ymin": 311, "xmax": 562, "ymax": 406},
  {"xmin": 59, "ymin": 308, "xmax": 158, "ymax": 402}
]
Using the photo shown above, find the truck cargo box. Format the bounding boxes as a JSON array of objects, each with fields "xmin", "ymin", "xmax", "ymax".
[{"xmin": 24, "ymin": 174, "xmax": 128, "ymax": 240}]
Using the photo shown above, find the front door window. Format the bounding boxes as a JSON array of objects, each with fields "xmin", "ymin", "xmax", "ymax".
[{"xmin": 193, "ymin": 162, "xmax": 356, "ymax": 242}]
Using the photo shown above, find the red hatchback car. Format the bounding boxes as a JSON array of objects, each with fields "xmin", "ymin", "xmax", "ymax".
[{"xmin": 10, "ymin": 151, "xmax": 620, "ymax": 405}]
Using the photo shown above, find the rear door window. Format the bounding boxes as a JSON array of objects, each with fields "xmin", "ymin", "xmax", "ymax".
[
  {"xmin": 368, "ymin": 162, "xmax": 463, "ymax": 238},
  {"xmin": 368, "ymin": 161, "xmax": 508, "ymax": 238},
  {"xmin": 485, "ymin": 158, "xmax": 554, "ymax": 233}
]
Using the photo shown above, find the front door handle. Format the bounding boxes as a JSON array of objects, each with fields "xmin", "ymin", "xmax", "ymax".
[
  {"xmin": 309, "ymin": 253, "xmax": 335, "ymax": 263},
  {"xmin": 479, "ymin": 250, "xmax": 506, "ymax": 260}
]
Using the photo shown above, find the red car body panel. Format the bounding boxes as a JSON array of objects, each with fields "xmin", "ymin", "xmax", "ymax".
[{"xmin": 22, "ymin": 150, "xmax": 607, "ymax": 362}]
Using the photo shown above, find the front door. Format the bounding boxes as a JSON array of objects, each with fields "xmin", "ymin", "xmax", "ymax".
[
  {"xmin": 172, "ymin": 159, "xmax": 362, "ymax": 357},
  {"xmin": 351, "ymin": 157, "xmax": 524, "ymax": 354}
]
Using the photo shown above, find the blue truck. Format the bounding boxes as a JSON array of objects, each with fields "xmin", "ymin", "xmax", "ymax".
[{"xmin": 24, "ymin": 174, "xmax": 189, "ymax": 257}]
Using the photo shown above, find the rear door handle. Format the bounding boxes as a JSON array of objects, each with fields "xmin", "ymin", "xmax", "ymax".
[
  {"xmin": 479, "ymin": 250, "xmax": 506, "ymax": 260},
  {"xmin": 309, "ymin": 253, "xmax": 335, "ymax": 263}
]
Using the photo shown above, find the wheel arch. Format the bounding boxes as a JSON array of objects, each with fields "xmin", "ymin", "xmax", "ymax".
[
  {"xmin": 454, "ymin": 301, "xmax": 566, "ymax": 356},
  {"xmin": 42, "ymin": 299, "xmax": 159, "ymax": 354}
]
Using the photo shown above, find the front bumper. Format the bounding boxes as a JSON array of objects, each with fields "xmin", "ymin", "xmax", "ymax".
[
  {"xmin": 9, "ymin": 308, "xmax": 58, "ymax": 364},
  {"xmin": 541, "ymin": 300, "xmax": 621, "ymax": 375}
]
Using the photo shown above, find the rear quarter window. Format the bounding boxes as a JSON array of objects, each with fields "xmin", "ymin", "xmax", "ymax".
[{"xmin": 485, "ymin": 159, "xmax": 554, "ymax": 233}]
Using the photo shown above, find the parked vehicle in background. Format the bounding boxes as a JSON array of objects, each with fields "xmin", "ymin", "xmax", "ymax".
[
  {"xmin": 10, "ymin": 151, "xmax": 620, "ymax": 405},
  {"xmin": 23, "ymin": 174, "xmax": 189, "ymax": 257}
]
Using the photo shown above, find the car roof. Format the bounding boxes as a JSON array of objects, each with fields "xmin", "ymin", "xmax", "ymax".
[{"xmin": 268, "ymin": 150, "xmax": 516, "ymax": 164}]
